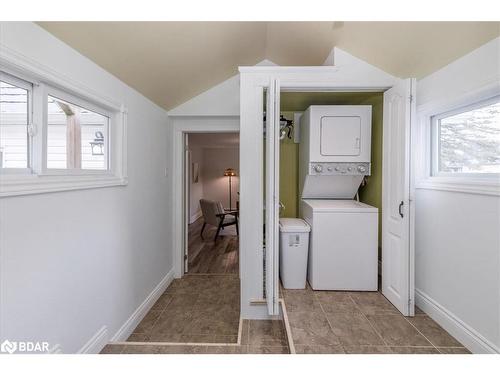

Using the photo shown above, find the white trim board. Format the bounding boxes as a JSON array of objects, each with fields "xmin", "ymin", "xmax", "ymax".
[
  {"xmin": 78, "ymin": 326, "xmax": 108, "ymax": 354},
  {"xmin": 416, "ymin": 289, "xmax": 499, "ymax": 354},
  {"xmin": 110, "ymin": 269, "xmax": 175, "ymax": 342}
]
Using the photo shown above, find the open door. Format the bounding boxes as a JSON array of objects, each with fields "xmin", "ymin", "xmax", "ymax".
[
  {"xmin": 265, "ymin": 79, "xmax": 280, "ymax": 315},
  {"xmin": 382, "ymin": 78, "xmax": 416, "ymax": 316},
  {"xmin": 183, "ymin": 134, "xmax": 190, "ymax": 273}
]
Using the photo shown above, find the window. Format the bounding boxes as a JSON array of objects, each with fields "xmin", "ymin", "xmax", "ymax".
[
  {"xmin": 432, "ymin": 96, "xmax": 500, "ymax": 176},
  {"xmin": 0, "ymin": 72, "xmax": 32, "ymax": 170},
  {"xmin": 47, "ymin": 95, "xmax": 109, "ymax": 171},
  {"xmin": 0, "ymin": 66, "xmax": 127, "ymax": 197}
]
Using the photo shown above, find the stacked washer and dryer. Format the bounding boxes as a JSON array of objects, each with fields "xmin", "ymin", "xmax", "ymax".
[{"xmin": 298, "ymin": 105, "xmax": 378, "ymax": 291}]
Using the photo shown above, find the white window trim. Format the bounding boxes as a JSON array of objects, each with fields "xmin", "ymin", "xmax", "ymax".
[
  {"xmin": 0, "ymin": 44, "xmax": 128, "ymax": 197},
  {"xmin": 0, "ymin": 70, "xmax": 33, "ymax": 173},
  {"xmin": 415, "ymin": 82, "xmax": 500, "ymax": 196}
]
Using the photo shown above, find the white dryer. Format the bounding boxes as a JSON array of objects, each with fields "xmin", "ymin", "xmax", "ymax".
[{"xmin": 299, "ymin": 105, "xmax": 372, "ymax": 199}]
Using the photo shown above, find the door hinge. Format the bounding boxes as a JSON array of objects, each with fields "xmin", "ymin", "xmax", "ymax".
[
  {"xmin": 409, "ymin": 94, "xmax": 414, "ymax": 103},
  {"xmin": 184, "ymin": 254, "xmax": 188, "ymax": 260}
]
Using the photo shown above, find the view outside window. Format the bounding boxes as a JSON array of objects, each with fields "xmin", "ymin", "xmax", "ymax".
[
  {"xmin": 47, "ymin": 95, "xmax": 108, "ymax": 170},
  {"xmin": 437, "ymin": 100, "xmax": 500, "ymax": 174},
  {"xmin": 0, "ymin": 80, "xmax": 29, "ymax": 169}
]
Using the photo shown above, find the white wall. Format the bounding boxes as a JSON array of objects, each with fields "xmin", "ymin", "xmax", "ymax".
[
  {"xmin": 415, "ymin": 37, "xmax": 500, "ymax": 353},
  {"xmin": 201, "ymin": 147, "xmax": 239, "ymax": 210},
  {"xmin": 0, "ymin": 23, "xmax": 172, "ymax": 353}
]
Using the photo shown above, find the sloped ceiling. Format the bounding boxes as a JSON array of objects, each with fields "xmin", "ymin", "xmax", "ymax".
[{"xmin": 38, "ymin": 21, "xmax": 500, "ymax": 110}]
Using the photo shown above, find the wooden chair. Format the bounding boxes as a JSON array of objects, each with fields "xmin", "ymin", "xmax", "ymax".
[{"xmin": 199, "ymin": 199, "xmax": 239, "ymax": 242}]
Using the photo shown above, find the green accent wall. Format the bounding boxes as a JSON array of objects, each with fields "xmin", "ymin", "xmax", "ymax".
[{"xmin": 279, "ymin": 92, "xmax": 384, "ymax": 246}]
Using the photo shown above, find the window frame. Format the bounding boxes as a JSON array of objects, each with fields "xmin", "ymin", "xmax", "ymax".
[
  {"xmin": 0, "ymin": 56, "xmax": 128, "ymax": 197},
  {"xmin": 0, "ymin": 70, "xmax": 34, "ymax": 174},
  {"xmin": 430, "ymin": 94, "xmax": 500, "ymax": 179}
]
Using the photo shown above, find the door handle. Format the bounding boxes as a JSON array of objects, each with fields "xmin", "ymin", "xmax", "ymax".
[{"xmin": 398, "ymin": 201, "xmax": 404, "ymax": 218}]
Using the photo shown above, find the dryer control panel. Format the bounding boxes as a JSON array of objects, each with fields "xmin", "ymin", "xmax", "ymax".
[{"xmin": 309, "ymin": 162, "xmax": 371, "ymax": 176}]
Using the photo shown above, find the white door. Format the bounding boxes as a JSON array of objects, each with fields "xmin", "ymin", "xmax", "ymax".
[
  {"xmin": 265, "ymin": 79, "xmax": 280, "ymax": 315},
  {"xmin": 184, "ymin": 135, "xmax": 190, "ymax": 273},
  {"xmin": 382, "ymin": 78, "xmax": 416, "ymax": 316}
]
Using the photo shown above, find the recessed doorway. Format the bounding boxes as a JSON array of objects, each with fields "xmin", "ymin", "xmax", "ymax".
[{"xmin": 184, "ymin": 132, "xmax": 240, "ymax": 274}]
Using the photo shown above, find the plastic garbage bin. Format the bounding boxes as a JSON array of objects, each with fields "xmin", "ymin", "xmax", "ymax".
[{"xmin": 279, "ymin": 218, "xmax": 311, "ymax": 289}]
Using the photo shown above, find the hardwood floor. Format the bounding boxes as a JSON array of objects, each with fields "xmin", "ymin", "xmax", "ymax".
[{"xmin": 187, "ymin": 217, "xmax": 239, "ymax": 274}]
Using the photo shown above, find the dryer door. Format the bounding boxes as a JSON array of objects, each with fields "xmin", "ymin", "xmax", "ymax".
[{"xmin": 320, "ymin": 115, "xmax": 361, "ymax": 156}]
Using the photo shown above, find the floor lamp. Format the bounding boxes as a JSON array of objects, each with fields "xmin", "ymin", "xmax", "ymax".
[{"xmin": 223, "ymin": 168, "xmax": 236, "ymax": 211}]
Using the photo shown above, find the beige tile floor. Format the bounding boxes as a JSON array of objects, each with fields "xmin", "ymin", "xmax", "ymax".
[
  {"xmin": 283, "ymin": 284, "xmax": 470, "ymax": 354},
  {"xmin": 100, "ymin": 275, "xmax": 470, "ymax": 354},
  {"xmin": 101, "ymin": 273, "xmax": 290, "ymax": 354},
  {"xmin": 126, "ymin": 274, "xmax": 241, "ymax": 343},
  {"xmin": 101, "ymin": 319, "xmax": 289, "ymax": 354}
]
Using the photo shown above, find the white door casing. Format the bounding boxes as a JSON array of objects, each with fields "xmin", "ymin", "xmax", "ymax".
[
  {"xmin": 382, "ymin": 78, "xmax": 416, "ymax": 316},
  {"xmin": 265, "ymin": 78, "xmax": 280, "ymax": 315}
]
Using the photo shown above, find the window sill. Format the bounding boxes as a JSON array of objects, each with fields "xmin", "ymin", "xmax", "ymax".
[
  {"xmin": 0, "ymin": 173, "xmax": 128, "ymax": 197},
  {"xmin": 415, "ymin": 176, "xmax": 500, "ymax": 196}
]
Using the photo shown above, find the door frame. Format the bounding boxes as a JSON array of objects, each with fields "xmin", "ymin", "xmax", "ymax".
[
  {"xmin": 170, "ymin": 116, "xmax": 240, "ymax": 278},
  {"xmin": 239, "ymin": 66, "xmax": 413, "ymax": 319}
]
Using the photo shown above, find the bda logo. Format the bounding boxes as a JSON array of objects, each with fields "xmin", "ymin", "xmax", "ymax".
[{"xmin": 1, "ymin": 340, "xmax": 17, "ymax": 354}]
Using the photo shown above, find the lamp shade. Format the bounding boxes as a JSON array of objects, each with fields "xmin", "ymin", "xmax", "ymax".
[{"xmin": 223, "ymin": 168, "xmax": 236, "ymax": 177}]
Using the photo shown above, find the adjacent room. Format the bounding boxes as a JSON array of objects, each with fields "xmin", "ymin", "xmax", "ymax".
[{"xmin": 185, "ymin": 132, "xmax": 240, "ymax": 274}]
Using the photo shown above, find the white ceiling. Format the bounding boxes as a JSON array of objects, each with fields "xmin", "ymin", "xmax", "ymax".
[{"xmin": 38, "ymin": 21, "xmax": 500, "ymax": 110}]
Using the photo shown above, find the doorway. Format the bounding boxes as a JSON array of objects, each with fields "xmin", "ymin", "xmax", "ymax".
[{"xmin": 184, "ymin": 132, "xmax": 240, "ymax": 274}]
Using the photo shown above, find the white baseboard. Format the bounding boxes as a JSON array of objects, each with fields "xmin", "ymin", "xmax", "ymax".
[
  {"xmin": 415, "ymin": 289, "xmax": 499, "ymax": 354},
  {"xmin": 78, "ymin": 326, "xmax": 108, "ymax": 354},
  {"xmin": 190, "ymin": 210, "xmax": 202, "ymax": 224},
  {"xmin": 111, "ymin": 269, "xmax": 175, "ymax": 342}
]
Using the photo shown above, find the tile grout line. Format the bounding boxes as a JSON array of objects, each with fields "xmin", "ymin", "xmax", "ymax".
[
  {"xmin": 143, "ymin": 293, "xmax": 175, "ymax": 341},
  {"xmin": 402, "ymin": 315, "xmax": 440, "ymax": 352},
  {"xmin": 346, "ymin": 292, "xmax": 394, "ymax": 352},
  {"xmin": 313, "ymin": 289, "xmax": 347, "ymax": 353}
]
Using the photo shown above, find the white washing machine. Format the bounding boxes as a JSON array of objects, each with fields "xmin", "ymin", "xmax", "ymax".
[
  {"xmin": 301, "ymin": 199, "xmax": 378, "ymax": 291},
  {"xmin": 298, "ymin": 105, "xmax": 378, "ymax": 291}
]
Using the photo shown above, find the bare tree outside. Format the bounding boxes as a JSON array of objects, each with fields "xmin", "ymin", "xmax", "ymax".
[{"xmin": 438, "ymin": 100, "xmax": 500, "ymax": 174}]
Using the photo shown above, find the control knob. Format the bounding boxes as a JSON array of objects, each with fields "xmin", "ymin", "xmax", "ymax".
[
  {"xmin": 314, "ymin": 165, "xmax": 323, "ymax": 173},
  {"xmin": 357, "ymin": 165, "xmax": 367, "ymax": 173}
]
